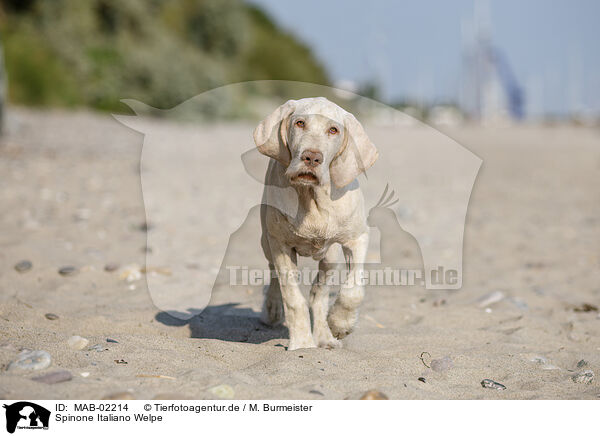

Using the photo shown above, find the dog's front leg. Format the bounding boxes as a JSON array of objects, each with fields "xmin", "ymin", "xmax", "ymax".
[
  {"xmin": 328, "ymin": 232, "xmax": 369, "ymax": 339},
  {"xmin": 310, "ymin": 246, "xmax": 341, "ymax": 349},
  {"xmin": 268, "ymin": 236, "xmax": 316, "ymax": 350}
]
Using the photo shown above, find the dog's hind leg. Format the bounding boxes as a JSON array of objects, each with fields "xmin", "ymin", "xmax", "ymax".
[{"xmin": 260, "ymin": 263, "xmax": 284, "ymax": 326}]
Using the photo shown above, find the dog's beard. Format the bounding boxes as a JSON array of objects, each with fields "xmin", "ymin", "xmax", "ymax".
[
  {"xmin": 285, "ymin": 161, "xmax": 322, "ymax": 186},
  {"xmin": 293, "ymin": 172, "xmax": 319, "ymax": 185}
]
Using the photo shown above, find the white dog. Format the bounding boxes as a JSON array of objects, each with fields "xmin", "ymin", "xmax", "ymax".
[{"xmin": 254, "ymin": 97, "xmax": 378, "ymax": 350}]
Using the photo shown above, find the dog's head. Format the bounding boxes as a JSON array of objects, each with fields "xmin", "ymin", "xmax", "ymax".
[{"xmin": 253, "ymin": 97, "xmax": 378, "ymax": 188}]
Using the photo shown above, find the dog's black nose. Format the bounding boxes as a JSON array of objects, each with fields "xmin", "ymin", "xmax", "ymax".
[{"xmin": 300, "ymin": 149, "xmax": 323, "ymax": 167}]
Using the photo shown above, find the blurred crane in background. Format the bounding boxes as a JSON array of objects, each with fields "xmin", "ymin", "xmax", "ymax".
[{"xmin": 460, "ymin": 2, "xmax": 524, "ymax": 124}]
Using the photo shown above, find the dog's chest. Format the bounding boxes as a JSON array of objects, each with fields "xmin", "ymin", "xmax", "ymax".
[
  {"xmin": 289, "ymin": 203, "xmax": 352, "ymax": 258},
  {"xmin": 266, "ymin": 182, "xmax": 365, "ymax": 259}
]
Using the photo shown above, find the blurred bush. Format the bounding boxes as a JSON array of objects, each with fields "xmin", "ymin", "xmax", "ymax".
[{"xmin": 0, "ymin": 0, "xmax": 329, "ymax": 113}]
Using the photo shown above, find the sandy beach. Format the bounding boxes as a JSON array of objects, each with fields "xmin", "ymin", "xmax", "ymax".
[{"xmin": 1, "ymin": 108, "xmax": 599, "ymax": 400}]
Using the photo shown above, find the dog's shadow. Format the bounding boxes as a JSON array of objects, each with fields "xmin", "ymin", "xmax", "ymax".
[
  {"xmin": 154, "ymin": 204, "xmax": 287, "ymax": 345},
  {"xmin": 154, "ymin": 304, "xmax": 287, "ymax": 344}
]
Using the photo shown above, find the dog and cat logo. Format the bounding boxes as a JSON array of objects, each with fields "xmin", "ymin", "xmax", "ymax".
[{"xmin": 2, "ymin": 402, "xmax": 50, "ymax": 433}]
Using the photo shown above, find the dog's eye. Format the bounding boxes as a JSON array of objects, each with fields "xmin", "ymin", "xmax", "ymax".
[
  {"xmin": 329, "ymin": 126, "xmax": 338, "ymax": 135},
  {"xmin": 295, "ymin": 120, "xmax": 305, "ymax": 128}
]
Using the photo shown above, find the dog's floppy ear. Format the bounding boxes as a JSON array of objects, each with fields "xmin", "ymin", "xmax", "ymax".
[
  {"xmin": 253, "ymin": 99, "xmax": 297, "ymax": 166},
  {"xmin": 330, "ymin": 113, "xmax": 378, "ymax": 188}
]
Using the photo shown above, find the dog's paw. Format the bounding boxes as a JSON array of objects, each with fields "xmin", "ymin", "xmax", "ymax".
[
  {"xmin": 313, "ymin": 327, "xmax": 342, "ymax": 349},
  {"xmin": 327, "ymin": 305, "xmax": 358, "ymax": 339},
  {"xmin": 317, "ymin": 336, "xmax": 342, "ymax": 349},
  {"xmin": 288, "ymin": 337, "xmax": 316, "ymax": 351},
  {"xmin": 260, "ymin": 296, "xmax": 284, "ymax": 326}
]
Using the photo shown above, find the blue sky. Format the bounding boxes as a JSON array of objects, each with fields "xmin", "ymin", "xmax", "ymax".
[{"xmin": 247, "ymin": 0, "xmax": 600, "ymax": 116}]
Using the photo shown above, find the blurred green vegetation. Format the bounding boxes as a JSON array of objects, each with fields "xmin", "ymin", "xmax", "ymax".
[{"xmin": 0, "ymin": 0, "xmax": 329, "ymax": 112}]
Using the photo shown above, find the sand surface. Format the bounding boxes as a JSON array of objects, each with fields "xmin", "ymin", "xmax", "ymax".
[{"xmin": 1, "ymin": 108, "xmax": 599, "ymax": 399}]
